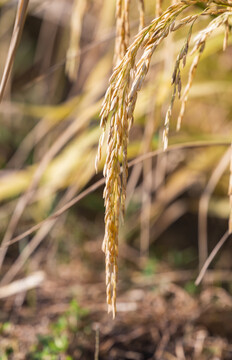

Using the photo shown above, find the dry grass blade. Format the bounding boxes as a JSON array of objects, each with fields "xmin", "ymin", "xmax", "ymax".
[{"xmin": 0, "ymin": 0, "xmax": 29, "ymax": 102}]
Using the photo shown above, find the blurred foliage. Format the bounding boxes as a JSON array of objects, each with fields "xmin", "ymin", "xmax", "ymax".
[{"xmin": 0, "ymin": 1, "xmax": 231, "ymax": 358}]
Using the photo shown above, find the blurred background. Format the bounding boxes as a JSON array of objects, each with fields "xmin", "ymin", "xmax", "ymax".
[{"xmin": 0, "ymin": 0, "xmax": 232, "ymax": 359}]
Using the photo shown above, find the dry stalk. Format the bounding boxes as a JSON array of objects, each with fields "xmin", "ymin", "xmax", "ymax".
[
  {"xmin": 114, "ymin": 0, "xmax": 131, "ymax": 66},
  {"xmin": 223, "ymin": 18, "xmax": 230, "ymax": 50},
  {"xmin": 156, "ymin": 0, "xmax": 163, "ymax": 18},
  {"xmin": 229, "ymin": 144, "xmax": 232, "ymax": 233},
  {"xmin": 65, "ymin": 0, "xmax": 88, "ymax": 81},
  {"xmin": 198, "ymin": 148, "xmax": 231, "ymax": 270},
  {"xmin": 137, "ymin": 0, "xmax": 145, "ymax": 31}
]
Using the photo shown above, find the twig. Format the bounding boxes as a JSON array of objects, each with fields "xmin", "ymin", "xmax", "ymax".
[{"xmin": 195, "ymin": 230, "xmax": 231, "ymax": 285}]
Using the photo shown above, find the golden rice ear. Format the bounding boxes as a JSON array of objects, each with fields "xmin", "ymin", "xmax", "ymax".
[
  {"xmin": 97, "ymin": 1, "xmax": 194, "ymax": 317},
  {"xmin": 96, "ymin": 0, "xmax": 232, "ymax": 317},
  {"xmin": 65, "ymin": 0, "xmax": 88, "ymax": 81}
]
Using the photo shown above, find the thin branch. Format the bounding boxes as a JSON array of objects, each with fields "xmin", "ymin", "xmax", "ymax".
[
  {"xmin": 0, "ymin": 0, "xmax": 29, "ymax": 102},
  {"xmin": 195, "ymin": 230, "xmax": 231, "ymax": 285}
]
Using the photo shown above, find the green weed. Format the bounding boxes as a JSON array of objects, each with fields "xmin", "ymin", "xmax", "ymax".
[{"xmin": 27, "ymin": 300, "xmax": 88, "ymax": 360}]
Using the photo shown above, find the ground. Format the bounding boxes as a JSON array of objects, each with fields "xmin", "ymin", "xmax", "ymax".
[{"xmin": 1, "ymin": 253, "xmax": 232, "ymax": 360}]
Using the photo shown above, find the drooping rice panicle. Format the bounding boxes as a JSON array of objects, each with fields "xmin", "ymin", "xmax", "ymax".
[
  {"xmin": 96, "ymin": 0, "xmax": 232, "ymax": 317},
  {"xmin": 177, "ymin": 11, "xmax": 232, "ymax": 130},
  {"xmin": 97, "ymin": 1, "xmax": 197, "ymax": 317}
]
